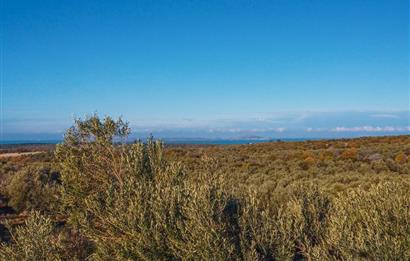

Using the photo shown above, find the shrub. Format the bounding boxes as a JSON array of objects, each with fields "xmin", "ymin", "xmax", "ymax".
[
  {"xmin": 0, "ymin": 212, "xmax": 62, "ymax": 261},
  {"xmin": 321, "ymin": 182, "xmax": 410, "ymax": 260},
  {"xmin": 55, "ymin": 115, "xmax": 135, "ymax": 225},
  {"xmin": 300, "ymin": 156, "xmax": 316, "ymax": 170},
  {"xmin": 318, "ymin": 151, "xmax": 333, "ymax": 162},
  {"xmin": 2, "ymin": 163, "xmax": 60, "ymax": 213},
  {"xmin": 340, "ymin": 148, "xmax": 358, "ymax": 161},
  {"xmin": 395, "ymin": 152, "xmax": 407, "ymax": 164},
  {"xmin": 239, "ymin": 191, "xmax": 304, "ymax": 260},
  {"xmin": 55, "ymin": 115, "xmax": 242, "ymax": 259}
]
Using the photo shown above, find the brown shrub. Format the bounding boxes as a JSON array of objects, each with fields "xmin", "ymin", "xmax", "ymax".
[
  {"xmin": 300, "ymin": 156, "xmax": 316, "ymax": 170},
  {"xmin": 340, "ymin": 148, "xmax": 358, "ymax": 161},
  {"xmin": 395, "ymin": 152, "xmax": 407, "ymax": 164}
]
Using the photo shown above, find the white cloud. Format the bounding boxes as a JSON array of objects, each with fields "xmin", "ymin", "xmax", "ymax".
[
  {"xmin": 249, "ymin": 127, "xmax": 286, "ymax": 133},
  {"xmin": 331, "ymin": 126, "xmax": 410, "ymax": 132},
  {"xmin": 371, "ymin": 114, "xmax": 400, "ymax": 119},
  {"xmin": 205, "ymin": 127, "xmax": 286, "ymax": 133},
  {"xmin": 305, "ymin": 127, "xmax": 326, "ymax": 132}
]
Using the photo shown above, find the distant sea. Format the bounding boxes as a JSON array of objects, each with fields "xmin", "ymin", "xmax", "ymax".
[
  {"xmin": 0, "ymin": 140, "xmax": 62, "ymax": 145},
  {"xmin": 0, "ymin": 138, "xmax": 313, "ymax": 146},
  {"xmin": 163, "ymin": 138, "xmax": 310, "ymax": 145}
]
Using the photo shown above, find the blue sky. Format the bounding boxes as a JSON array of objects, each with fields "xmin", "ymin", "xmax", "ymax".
[{"xmin": 1, "ymin": 0, "xmax": 409, "ymax": 140}]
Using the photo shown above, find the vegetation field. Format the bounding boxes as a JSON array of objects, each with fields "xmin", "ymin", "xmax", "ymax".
[{"xmin": 0, "ymin": 116, "xmax": 409, "ymax": 260}]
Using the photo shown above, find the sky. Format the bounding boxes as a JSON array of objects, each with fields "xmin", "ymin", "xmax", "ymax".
[{"xmin": 1, "ymin": 0, "xmax": 409, "ymax": 140}]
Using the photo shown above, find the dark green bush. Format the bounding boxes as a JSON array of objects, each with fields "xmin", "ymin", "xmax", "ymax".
[{"xmin": 2, "ymin": 163, "xmax": 60, "ymax": 213}]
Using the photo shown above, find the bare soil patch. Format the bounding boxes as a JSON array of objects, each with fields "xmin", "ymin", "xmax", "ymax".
[{"xmin": 0, "ymin": 151, "xmax": 44, "ymax": 158}]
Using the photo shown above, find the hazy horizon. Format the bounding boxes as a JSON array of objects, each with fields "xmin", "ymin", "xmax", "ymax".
[{"xmin": 3, "ymin": 110, "xmax": 410, "ymax": 142}]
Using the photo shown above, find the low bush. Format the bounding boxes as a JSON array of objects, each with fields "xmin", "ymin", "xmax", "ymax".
[
  {"xmin": 2, "ymin": 163, "xmax": 60, "ymax": 213},
  {"xmin": 321, "ymin": 182, "xmax": 410, "ymax": 260},
  {"xmin": 0, "ymin": 212, "xmax": 62, "ymax": 261}
]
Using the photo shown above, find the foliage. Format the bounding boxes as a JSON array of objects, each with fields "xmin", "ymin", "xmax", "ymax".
[
  {"xmin": 0, "ymin": 212, "xmax": 62, "ymax": 261},
  {"xmin": 54, "ymin": 115, "xmax": 134, "ymax": 225},
  {"xmin": 395, "ymin": 152, "xmax": 408, "ymax": 164},
  {"xmin": 54, "ymin": 115, "xmax": 242, "ymax": 259},
  {"xmin": 320, "ymin": 182, "xmax": 410, "ymax": 260},
  {"xmin": 2, "ymin": 163, "xmax": 60, "ymax": 213}
]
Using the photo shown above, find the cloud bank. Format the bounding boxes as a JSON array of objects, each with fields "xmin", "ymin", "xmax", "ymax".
[{"xmin": 2, "ymin": 110, "xmax": 409, "ymax": 140}]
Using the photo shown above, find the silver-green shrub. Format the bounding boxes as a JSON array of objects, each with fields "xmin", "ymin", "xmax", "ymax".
[
  {"xmin": 0, "ymin": 212, "xmax": 62, "ymax": 261},
  {"xmin": 320, "ymin": 182, "xmax": 410, "ymax": 260}
]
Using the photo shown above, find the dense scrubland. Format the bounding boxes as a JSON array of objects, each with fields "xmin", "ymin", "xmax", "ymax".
[{"xmin": 0, "ymin": 116, "xmax": 409, "ymax": 260}]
